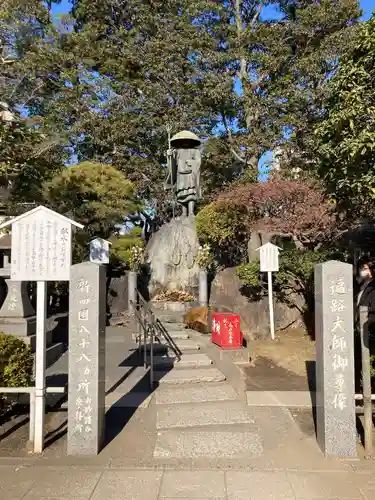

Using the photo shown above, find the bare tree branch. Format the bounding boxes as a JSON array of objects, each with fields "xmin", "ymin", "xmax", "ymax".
[{"xmin": 220, "ymin": 109, "xmax": 246, "ymax": 164}]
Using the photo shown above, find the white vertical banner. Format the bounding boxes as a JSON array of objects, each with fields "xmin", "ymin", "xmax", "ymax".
[{"xmin": 257, "ymin": 243, "xmax": 281, "ymax": 340}]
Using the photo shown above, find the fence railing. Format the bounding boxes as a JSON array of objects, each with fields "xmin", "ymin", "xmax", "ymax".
[{"xmin": 0, "ymin": 386, "xmax": 65, "ymax": 448}]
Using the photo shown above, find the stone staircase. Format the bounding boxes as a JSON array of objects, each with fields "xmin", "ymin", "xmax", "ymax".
[
  {"xmin": 21, "ymin": 329, "xmax": 64, "ymax": 369},
  {"xmin": 148, "ymin": 308, "xmax": 263, "ymax": 460}
]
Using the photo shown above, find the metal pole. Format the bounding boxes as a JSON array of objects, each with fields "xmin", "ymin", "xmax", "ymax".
[
  {"xmin": 34, "ymin": 280, "xmax": 47, "ymax": 453},
  {"xmin": 150, "ymin": 325, "xmax": 154, "ymax": 388},
  {"xmin": 267, "ymin": 271, "xmax": 275, "ymax": 340},
  {"xmin": 166, "ymin": 125, "xmax": 176, "ymax": 220},
  {"xmin": 143, "ymin": 321, "xmax": 147, "ymax": 370},
  {"xmin": 29, "ymin": 391, "xmax": 35, "ymax": 444},
  {"xmin": 360, "ymin": 305, "xmax": 373, "ymax": 457}
]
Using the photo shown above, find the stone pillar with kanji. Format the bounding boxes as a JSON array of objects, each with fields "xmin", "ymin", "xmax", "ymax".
[
  {"xmin": 67, "ymin": 262, "xmax": 106, "ymax": 455},
  {"xmin": 314, "ymin": 260, "xmax": 356, "ymax": 457}
]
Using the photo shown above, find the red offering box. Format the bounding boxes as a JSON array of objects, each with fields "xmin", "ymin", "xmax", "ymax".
[{"xmin": 211, "ymin": 312, "xmax": 243, "ymax": 349}]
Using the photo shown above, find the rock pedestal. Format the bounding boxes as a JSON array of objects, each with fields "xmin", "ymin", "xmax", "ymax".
[{"xmin": 147, "ymin": 216, "xmax": 200, "ymax": 297}]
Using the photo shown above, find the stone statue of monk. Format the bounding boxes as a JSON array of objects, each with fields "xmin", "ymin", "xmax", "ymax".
[{"xmin": 164, "ymin": 130, "xmax": 201, "ymax": 217}]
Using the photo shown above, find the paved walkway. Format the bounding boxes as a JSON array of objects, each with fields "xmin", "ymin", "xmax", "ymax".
[
  {"xmin": 1, "ymin": 464, "xmax": 375, "ymax": 499},
  {"xmin": 2, "ymin": 312, "xmax": 375, "ymax": 498}
]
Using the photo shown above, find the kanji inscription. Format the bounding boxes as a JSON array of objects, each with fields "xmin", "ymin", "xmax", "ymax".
[{"xmin": 314, "ymin": 260, "xmax": 356, "ymax": 457}]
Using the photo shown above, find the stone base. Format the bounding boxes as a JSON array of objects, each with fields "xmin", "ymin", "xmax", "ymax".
[
  {"xmin": 0, "ymin": 316, "xmax": 36, "ymax": 336},
  {"xmin": 152, "ymin": 300, "xmax": 197, "ymax": 313},
  {"xmin": 217, "ymin": 347, "xmax": 249, "ymax": 364},
  {"xmin": 108, "ymin": 314, "xmax": 126, "ymax": 326}
]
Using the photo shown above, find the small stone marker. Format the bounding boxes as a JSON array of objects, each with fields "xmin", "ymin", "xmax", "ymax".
[
  {"xmin": 68, "ymin": 262, "xmax": 106, "ymax": 455},
  {"xmin": 314, "ymin": 260, "xmax": 356, "ymax": 457}
]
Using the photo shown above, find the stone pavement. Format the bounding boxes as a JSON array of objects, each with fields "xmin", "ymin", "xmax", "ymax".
[
  {"xmin": 2, "ymin": 312, "xmax": 375, "ymax": 498},
  {"xmin": 1, "ymin": 464, "xmax": 375, "ymax": 499}
]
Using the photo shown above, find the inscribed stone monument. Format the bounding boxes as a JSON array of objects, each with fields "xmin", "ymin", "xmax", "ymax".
[
  {"xmin": 315, "ymin": 260, "xmax": 356, "ymax": 457},
  {"xmin": 67, "ymin": 262, "xmax": 106, "ymax": 455}
]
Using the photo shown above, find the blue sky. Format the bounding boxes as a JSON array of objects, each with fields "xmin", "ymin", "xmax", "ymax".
[{"xmin": 359, "ymin": 0, "xmax": 374, "ymax": 19}]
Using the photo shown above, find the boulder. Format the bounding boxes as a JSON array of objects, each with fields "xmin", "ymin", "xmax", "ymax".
[
  {"xmin": 210, "ymin": 267, "xmax": 303, "ymax": 340},
  {"xmin": 184, "ymin": 306, "xmax": 209, "ymax": 334},
  {"xmin": 146, "ymin": 216, "xmax": 200, "ymax": 297}
]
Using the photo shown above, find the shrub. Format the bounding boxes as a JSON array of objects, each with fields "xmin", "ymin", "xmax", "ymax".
[
  {"xmin": 196, "ymin": 201, "xmax": 247, "ymax": 265},
  {"xmin": 0, "ymin": 333, "xmax": 34, "ymax": 415},
  {"xmin": 219, "ymin": 176, "xmax": 337, "ymax": 248},
  {"xmin": 111, "ymin": 228, "xmax": 145, "ymax": 271},
  {"xmin": 195, "ymin": 244, "xmax": 213, "ymax": 270}
]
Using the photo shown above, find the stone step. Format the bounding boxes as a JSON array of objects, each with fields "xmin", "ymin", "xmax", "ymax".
[
  {"xmin": 162, "ymin": 322, "xmax": 188, "ymax": 331},
  {"xmin": 21, "ymin": 330, "xmax": 54, "ymax": 351},
  {"xmin": 171, "ymin": 339, "xmax": 200, "ymax": 352},
  {"xmin": 155, "ymin": 367, "xmax": 225, "ymax": 385},
  {"xmin": 151, "ymin": 353, "xmax": 212, "ymax": 369},
  {"xmin": 156, "ymin": 313, "xmax": 185, "ymax": 324},
  {"xmin": 132, "ymin": 330, "xmax": 190, "ymax": 342},
  {"xmin": 162, "ymin": 330, "xmax": 191, "ymax": 339},
  {"xmin": 140, "ymin": 339, "xmax": 200, "ymax": 353},
  {"xmin": 33, "ymin": 343, "xmax": 64, "ymax": 370},
  {"xmin": 156, "ymin": 401, "xmax": 255, "ymax": 429},
  {"xmin": 155, "ymin": 383, "xmax": 238, "ymax": 405},
  {"xmin": 154, "ymin": 430, "xmax": 263, "ymax": 459}
]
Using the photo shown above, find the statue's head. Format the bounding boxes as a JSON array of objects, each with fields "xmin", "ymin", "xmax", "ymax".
[{"xmin": 170, "ymin": 130, "xmax": 201, "ymax": 149}]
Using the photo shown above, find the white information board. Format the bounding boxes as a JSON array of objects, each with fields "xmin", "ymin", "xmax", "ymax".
[
  {"xmin": 89, "ymin": 238, "xmax": 110, "ymax": 265},
  {"xmin": 258, "ymin": 242, "xmax": 280, "ymax": 273},
  {"xmin": 0, "ymin": 206, "xmax": 84, "ymax": 281},
  {"xmin": 0, "ymin": 205, "xmax": 84, "ymax": 454}
]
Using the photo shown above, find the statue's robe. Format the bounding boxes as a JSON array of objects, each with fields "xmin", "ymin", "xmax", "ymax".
[{"xmin": 165, "ymin": 148, "xmax": 201, "ymax": 203}]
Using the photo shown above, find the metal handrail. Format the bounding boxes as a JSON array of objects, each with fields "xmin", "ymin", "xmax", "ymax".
[
  {"xmin": 136, "ymin": 290, "xmax": 181, "ymax": 358},
  {"xmin": 130, "ymin": 292, "xmax": 157, "ymax": 388},
  {"xmin": 154, "ymin": 317, "xmax": 182, "ymax": 359},
  {"xmin": 130, "ymin": 288, "xmax": 182, "ymax": 388}
]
